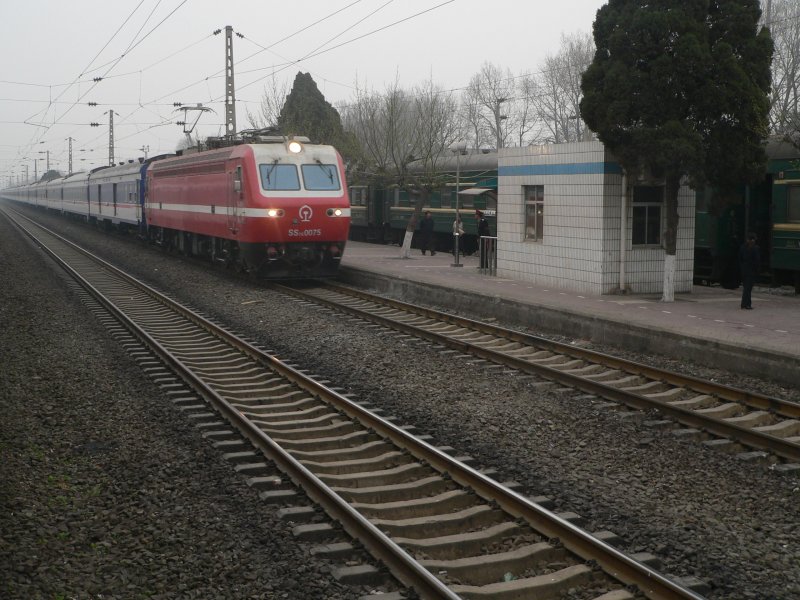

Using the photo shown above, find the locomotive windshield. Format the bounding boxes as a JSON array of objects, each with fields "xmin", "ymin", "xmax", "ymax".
[
  {"xmin": 301, "ymin": 163, "xmax": 341, "ymax": 191},
  {"xmin": 259, "ymin": 163, "xmax": 300, "ymax": 191}
]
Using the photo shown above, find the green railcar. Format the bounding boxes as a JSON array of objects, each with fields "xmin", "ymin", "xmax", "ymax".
[{"xmin": 694, "ymin": 139, "xmax": 800, "ymax": 291}]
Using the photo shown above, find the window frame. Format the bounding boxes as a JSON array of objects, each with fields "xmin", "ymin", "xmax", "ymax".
[
  {"xmin": 259, "ymin": 163, "xmax": 301, "ymax": 191},
  {"xmin": 523, "ymin": 185, "xmax": 544, "ymax": 242},
  {"xmin": 301, "ymin": 163, "xmax": 341, "ymax": 191},
  {"xmin": 631, "ymin": 184, "xmax": 664, "ymax": 247},
  {"xmin": 788, "ymin": 185, "xmax": 800, "ymax": 223}
]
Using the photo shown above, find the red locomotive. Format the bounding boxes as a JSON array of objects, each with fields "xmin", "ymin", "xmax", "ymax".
[{"xmin": 146, "ymin": 135, "xmax": 350, "ymax": 278}]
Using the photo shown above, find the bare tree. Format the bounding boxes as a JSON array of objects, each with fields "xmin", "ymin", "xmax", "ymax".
[
  {"xmin": 516, "ymin": 72, "xmax": 542, "ymax": 145},
  {"xmin": 245, "ymin": 75, "xmax": 290, "ymax": 129},
  {"xmin": 395, "ymin": 80, "xmax": 461, "ymax": 257},
  {"xmin": 533, "ymin": 32, "xmax": 594, "ymax": 144},
  {"xmin": 766, "ymin": 0, "xmax": 800, "ymax": 144},
  {"xmin": 465, "ymin": 62, "xmax": 517, "ymax": 149},
  {"xmin": 459, "ymin": 86, "xmax": 489, "ymax": 150},
  {"xmin": 341, "ymin": 77, "xmax": 461, "ymax": 257}
]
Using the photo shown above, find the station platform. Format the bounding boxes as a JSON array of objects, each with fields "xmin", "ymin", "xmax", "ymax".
[{"xmin": 338, "ymin": 242, "xmax": 800, "ymax": 387}]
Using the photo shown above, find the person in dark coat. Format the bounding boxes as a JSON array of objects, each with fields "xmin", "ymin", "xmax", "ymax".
[
  {"xmin": 739, "ymin": 233, "xmax": 760, "ymax": 309},
  {"xmin": 418, "ymin": 211, "xmax": 436, "ymax": 255},
  {"xmin": 476, "ymin": 210, "xmax": 492, "ymax": 269}
]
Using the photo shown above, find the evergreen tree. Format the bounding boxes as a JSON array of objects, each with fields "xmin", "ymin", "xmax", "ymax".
[
  {"xmin": 278, "ymin": 72, "xmax": 345, "ymax": 146},
  {"xmin": 580, "ymin": 0, "xmax": 772, "ymax": 300}
]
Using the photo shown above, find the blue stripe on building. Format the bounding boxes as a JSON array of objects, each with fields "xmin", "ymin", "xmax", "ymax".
[{"xmin": 499, "ymin": 162, "xmax": 622, "ymax": 177}]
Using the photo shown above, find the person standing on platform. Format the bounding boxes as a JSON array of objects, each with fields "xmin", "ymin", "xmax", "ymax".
[
  {"xmin": 418, "ymin": 211, "xmax": 436, "ymax": 255},
  {"xmin": 739, "ymin": 233, "xmax": 760, "ymax": 309},
  {"xmin": 476, "ymin": 210, "xmax": 491, "ymax": 269},
  {"xmin": 452, "ymin": 216, "xmax": 465, "ymax": 256}
]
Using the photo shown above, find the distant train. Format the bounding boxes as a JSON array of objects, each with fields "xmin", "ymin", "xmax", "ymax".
[
  {"xmin": 349, "ymin": 152, "xmax": 498, "ymax": 255},
  {"xmin": 1, "ymin": 134, "xmax": 351, "ymax": 278},
  {"xmin": 350, "ymin": 143, "xmax": 800, "ymax": 291},
  {"xmin": 694, "ymin": 139, "xmax": 800, "ymax": 292}
]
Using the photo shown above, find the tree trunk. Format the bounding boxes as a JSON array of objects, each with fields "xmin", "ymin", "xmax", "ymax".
[
  {"xmin": 661, "ymin": 173, "xmax": 681, "ymax": 302},
  {"xmin": 400, "ymin": 191, "xmax": 427, "ymax": 259}
]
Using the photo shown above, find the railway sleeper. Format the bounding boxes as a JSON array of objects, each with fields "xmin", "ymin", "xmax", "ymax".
[
  {"xmin": 695, "ymin": 402, "xmax": 746, "ymax": 419},
  {"xmin": 290, "ymin": 439, "xmax": 394, "ymax": 462},
  {"xmin": 601, "ymin": 375, "xmax": 645, "ymax": 387},
  {"xmin": 273, "ymin": 430, "xmax": 379, "ymax": 451},
  {"xmin": 528, "ymin": 355, "xmax": 575, "ymax": 366},
  {"xmin": 581, "ymin": 369, "xmax": 623, "ymax": 382},
  {"xmin": 246, "ymin": 411, "xmax": 346, "ymax": 430},
  {"xmin": 483, "ymin": 341, "xmax": 524, "ymax": 352},
  {"xmin": 643, "ymin": 386, "xmax": 689, "ymax": 401},
  {"xmin": 189, "ymin": 365, "xmax": 267, "ymax": 378},
  {"xmin": 449, "ymin": 563, "xmax": 594, "ymax": 600},
  {"xmin": 215, "ymin": 388, "xmax": 309, "ymax": 402},
  {"xmin": 754, "ymin": 419, "xmax": 800, "ymax": 438},
  {"xmin": 259, "ymin": 420, "xmax": 358, "ymax": 439},
  {"xmin": 352, "ymin": 489, "xmax": 475, "ymax": 519},
  {"xmin": 238, "ymin": 404, "xmax": 330, "ymax": 422},
  {"xmin": 547, "ymin": 359, "xmax": 586, "ymax": 371},
  {"xmin": 394, "ymin": 521, "xmax": 523, "ymax": 560},
  {"xmin": 371, "ymin": 505, "xmax": 506, "ymax": 539},
  {"xmin": 560, "ymin": 364, "xmax": 604, "ymax": 376},
  {"xmin": 667, "ymin": 394, "xmax": 717, "ymax": 410},
  {"xmin": 318, "ymin": 462, "xmax": 433, "ymax": 488},
  {"xmin": 420, "ymin": 542, "xmax": 567, "ymax": 587},
  {"xmin": 724, "ymin": 410, "xmax": 775, "ymax": 428},
  {"xmin": 620, "ymin": 380, "xmax": 671, "ymax": 394},
  {"xmin": 331, "ymin": 475, "xmax": 455, "ymax": 504},
  {"xmin": 219, "ymin": 389, "xmax": 308, "ymax": 404},
  {"xmin": 231, "ymin": 397, "xmax": 318, "ymax": 413},
  {"xmin": 203, "ymin": 374, "xmax": 285, "ymax": 389},
  {"xmin": 299, "ymin": 450, "xmax": 411, "ymax": 475}
]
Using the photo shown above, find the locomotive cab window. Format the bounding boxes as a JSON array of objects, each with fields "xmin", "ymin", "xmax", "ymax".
[
  {"xmin": 302, "ymin": 163, "xmax": 341, "ymax": 191},
  {"xmin": 259, "ymin": 163, "xmax": 300, "ymax": 191}
]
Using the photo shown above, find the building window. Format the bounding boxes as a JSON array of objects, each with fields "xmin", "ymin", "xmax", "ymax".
[
  {"xmin": 632, "ymin": 185, "xmax": 663, "ymax": 246},
  {"xmin": 524, "ymin": 185, "xmax": 544, "ymax": 241},
  {"xmin": 788, "ymin": 186, "xmax": 800, "ymax": 223}
]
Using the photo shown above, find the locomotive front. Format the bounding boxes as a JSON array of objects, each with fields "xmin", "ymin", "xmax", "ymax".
[{"xmin": 243, "ymin": 139, "xmax": 350, "ymax": 277}]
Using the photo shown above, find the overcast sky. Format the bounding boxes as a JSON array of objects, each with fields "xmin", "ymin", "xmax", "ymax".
[{"xmin": 1, "ymin": 0, "xmax": 605, "ymax": 183}]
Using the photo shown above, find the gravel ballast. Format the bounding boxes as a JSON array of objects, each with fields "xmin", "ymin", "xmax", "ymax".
[
  {"xmin": 0, "ymin": 209, "xmax": 389, "ymax": 600},
  {"xmin": 3, "ymin": 204, "xmax": 799, "ymax": 599}
]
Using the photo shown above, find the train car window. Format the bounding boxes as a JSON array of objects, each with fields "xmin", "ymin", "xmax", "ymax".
[
  {"xmin": 788, "ymin": 186, "xmax": 800, "ymax": 223},
  {"xmin": 301, "ymin": 164, "xmax": 341, "ymax": 191},
  {"xmin": 259, "ymin": 163, "xmax": 300, "ymax": 191}
]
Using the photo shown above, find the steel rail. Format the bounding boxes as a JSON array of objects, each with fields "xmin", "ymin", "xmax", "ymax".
[
  {"xmin": 323, "ymin": 284, "xmax": 800, "ymax": 419},
  {"xmin": 277, "ymin": 283, "xmax": 800, "ymax": 463},
  {"xmin": 5, "ymin": 208, "xmax": 708, "ymax": 599},
  {"xmin": 4, "ymin": 210, "xmax": 461, "ymax": 600}
]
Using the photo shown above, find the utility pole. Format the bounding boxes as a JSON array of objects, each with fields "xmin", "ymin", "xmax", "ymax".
[
  {"xmin": 494, "ymin": 98, "xmax": 508, "ymax": 149},
  {"xmin": 139, "ymin": 145, "xmax": 150, "ymax": 160},
  {"xmin": 105, "ymin": 110, "xmax": 119, "ymax": 166},
  {"xmin": 224, "ymin": 25, "xmax": 237, "ymax": 140},
  {"xmin": 66, "ymin": 137, "xmax": 74, "ymax": 175}
]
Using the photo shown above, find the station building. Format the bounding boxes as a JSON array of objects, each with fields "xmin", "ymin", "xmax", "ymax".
[{"xmin": 495, "ymin": 141, "xmax": 696, "ymax": 295}]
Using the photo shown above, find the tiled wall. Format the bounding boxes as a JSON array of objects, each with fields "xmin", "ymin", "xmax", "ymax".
[{"xmin": 497, "ymin": 141, "xmax": 695, "ymax": 295}]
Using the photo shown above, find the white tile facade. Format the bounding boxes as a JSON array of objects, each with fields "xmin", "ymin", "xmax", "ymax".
[{"xmin": 497, "ymin": 141, "xmax": 695, "ymax": 295}]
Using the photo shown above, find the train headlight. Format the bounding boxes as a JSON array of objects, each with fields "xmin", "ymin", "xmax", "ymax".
[
  {"xmin": 267, "ymin": 209, "xmax": 285, "ymax": 217},
  {"xmin": 287, "ymin": 140, "xmax": 303, "ymax": 154},
  {"xmin": 326, "ymin": 208, "xmax": 349, "ymax": 217}
]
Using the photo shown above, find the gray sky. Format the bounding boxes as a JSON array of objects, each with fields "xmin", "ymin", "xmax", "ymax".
[{"xmin": 1, "ymin": 0, "xmax": 605, "ymax": 183}]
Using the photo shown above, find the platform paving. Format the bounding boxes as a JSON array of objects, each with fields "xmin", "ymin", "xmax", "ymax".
[{"xmin": 338, "ymin": 242, "xmax": 800, "ymax": 386}]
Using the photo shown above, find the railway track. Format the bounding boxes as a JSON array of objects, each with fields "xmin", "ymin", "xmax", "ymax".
[
  {"xmin": 276, "ymin": 283, "xmax": 800, "ymax": 467},
  {"xmin": 4, "ymin": 216, "xmax": 709, "ymax": 599}
]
